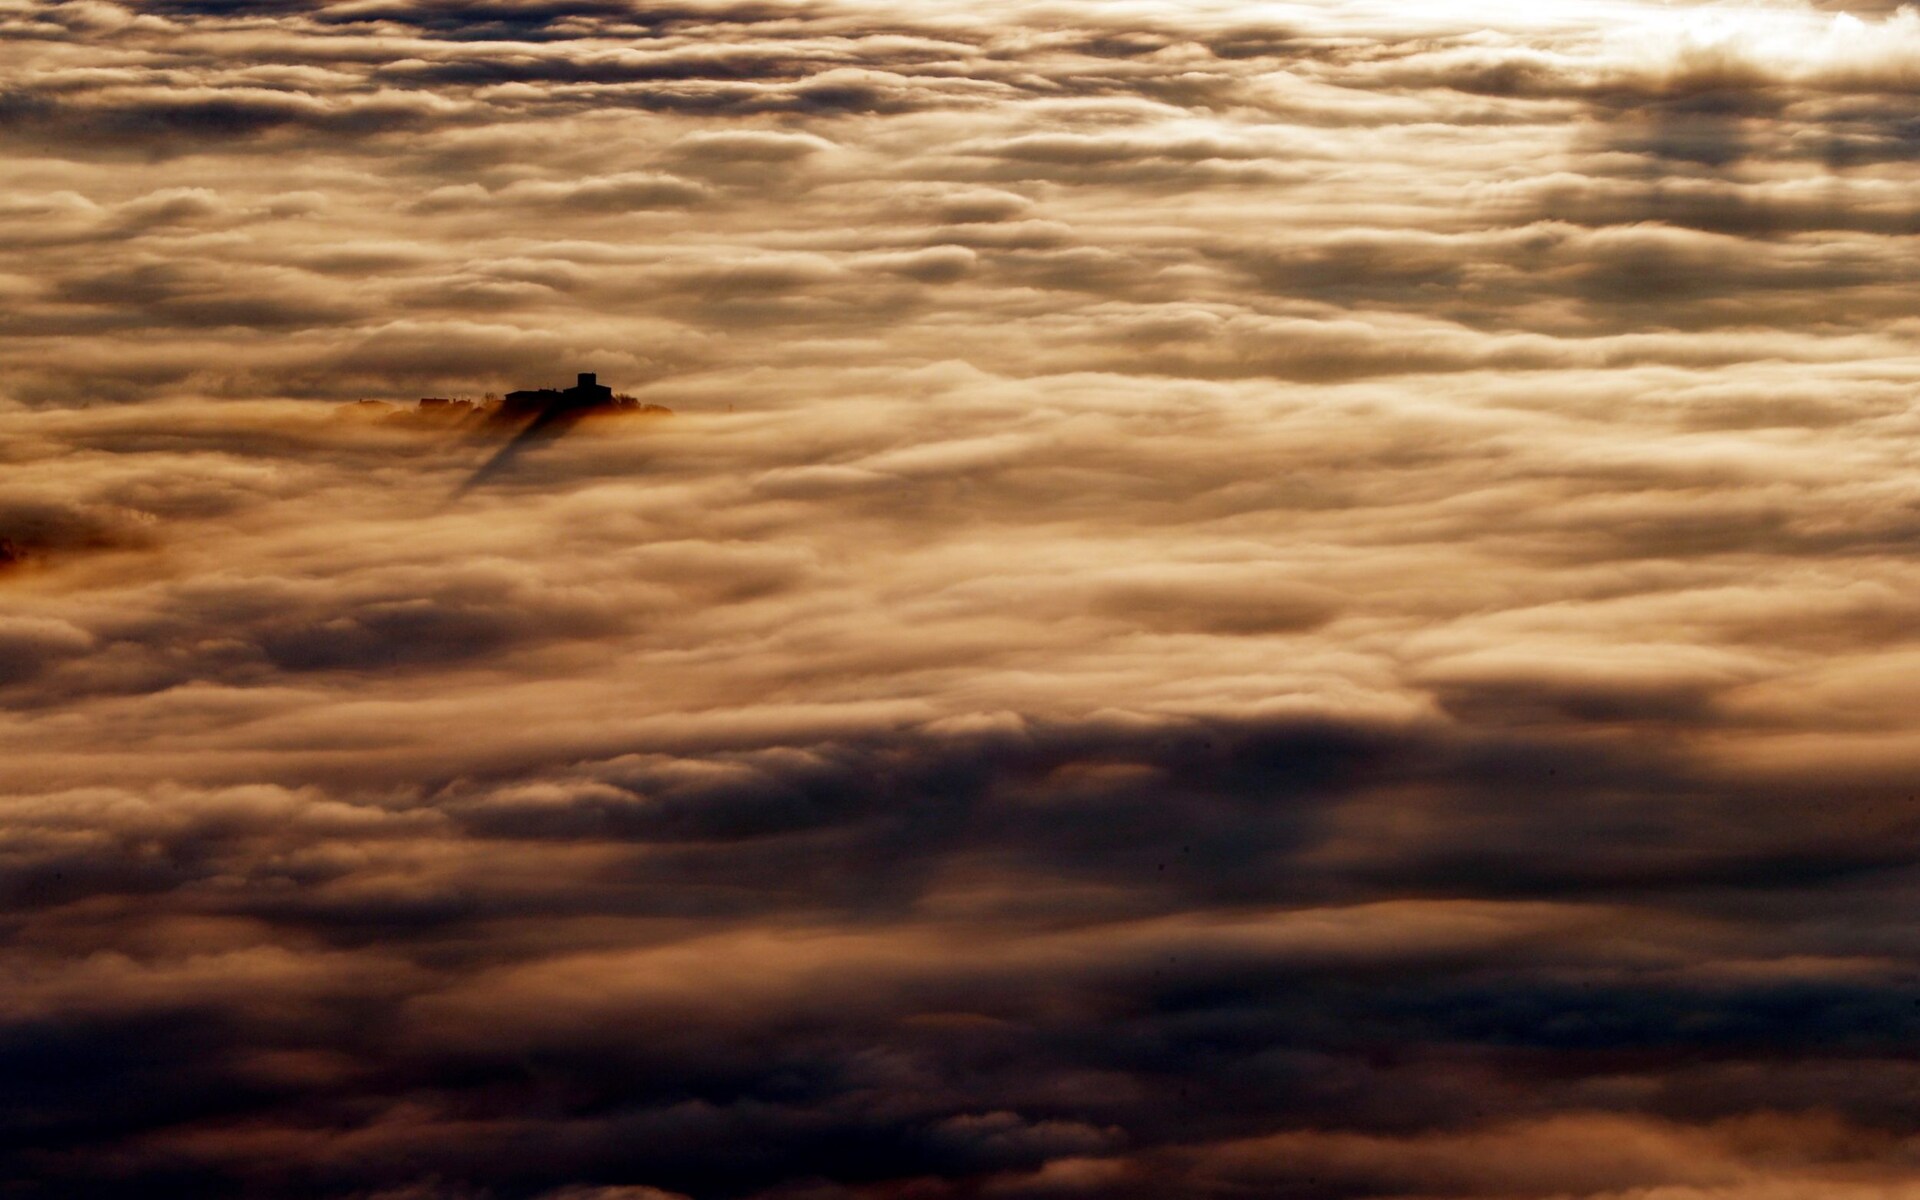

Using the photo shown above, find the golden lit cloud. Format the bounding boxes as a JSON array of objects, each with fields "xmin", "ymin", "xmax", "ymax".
[{"xmin": 5, "ymin": 0, "xmax": 1920, "ymax": 1196}]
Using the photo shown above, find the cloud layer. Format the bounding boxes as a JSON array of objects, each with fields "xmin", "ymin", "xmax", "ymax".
[{"xmin": 6, "ymin": 0, "xmax": 1920, "ymax": 1196}]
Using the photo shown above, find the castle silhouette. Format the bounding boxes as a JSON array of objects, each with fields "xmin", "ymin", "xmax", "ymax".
[
  {"xmin": 397, "ymin": 372, "xmax": 670, "ymax": 425},
  {"xmin": 500, "ymin": 371, "xmax": 618, "ymax": 416}
]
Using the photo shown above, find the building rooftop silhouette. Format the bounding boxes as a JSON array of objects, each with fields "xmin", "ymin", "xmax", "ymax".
[{"xmin": 501, "ymin": 371, "xmax": 618, "ymax": 416}]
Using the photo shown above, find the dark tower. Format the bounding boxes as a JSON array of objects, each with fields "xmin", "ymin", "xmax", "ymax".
[{"xmin": 578, "ymin": 372, "xmax": 597, "ymax": 389}]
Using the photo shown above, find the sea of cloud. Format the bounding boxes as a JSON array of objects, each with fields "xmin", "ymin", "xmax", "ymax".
[{"xmin": 5, "ymin": 0, "xmax": 1920, "ymax": 1196}]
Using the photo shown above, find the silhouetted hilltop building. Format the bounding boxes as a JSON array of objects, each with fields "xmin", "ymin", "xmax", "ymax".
[
  {"xmin": 400, "ymin": 396, "xmax": 480, "ymax": 423},
  {"xmin": 343, "ymin": 373, "xmax": 671, "ymax": 428},
  {"xmin": 502, "ymin": 372, "xmax": 617, "ymax": 417}
]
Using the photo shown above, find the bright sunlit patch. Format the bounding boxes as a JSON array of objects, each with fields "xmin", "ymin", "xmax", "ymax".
[{"xmin": 1609, "ymin": 2, "xmax": 1920, "ymax": 82}]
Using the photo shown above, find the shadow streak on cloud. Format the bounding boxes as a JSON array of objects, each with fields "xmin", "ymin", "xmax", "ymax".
[{"xmin": 453, "ymin": 402, "xmax": 590, "ymax": 498}]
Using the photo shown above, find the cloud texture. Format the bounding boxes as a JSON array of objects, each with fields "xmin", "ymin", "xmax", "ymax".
[{"xmin": 6, "ymin": 0, "xmax": 1920, "ymax": 1195}]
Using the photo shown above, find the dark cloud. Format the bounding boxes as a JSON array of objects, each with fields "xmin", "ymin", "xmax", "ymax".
[
  {"xmin": 0, "ymin": 86, "xmax": 464, "ymax": 154},
  {"xmin": 5, "ymin": 709, "xmax": 1919, "ymax": 1196}
]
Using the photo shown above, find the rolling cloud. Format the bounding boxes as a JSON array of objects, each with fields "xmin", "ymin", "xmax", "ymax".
[{"xmin": 5, "ymin": 0, "xmax": 1920, "ymax": 1196}]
